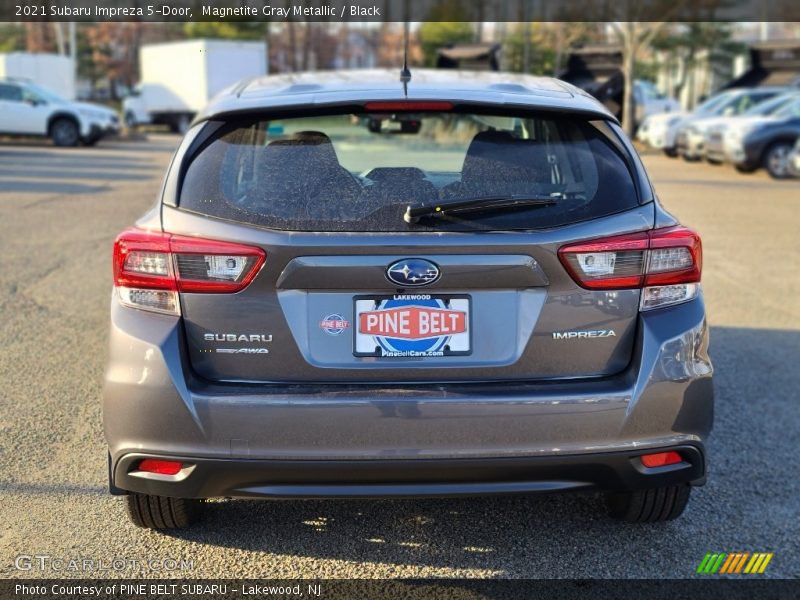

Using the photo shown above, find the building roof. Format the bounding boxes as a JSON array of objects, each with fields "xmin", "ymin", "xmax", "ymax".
[{"xmin": 436, "ymin": 44, "xmax": 501, "ymax": 61}]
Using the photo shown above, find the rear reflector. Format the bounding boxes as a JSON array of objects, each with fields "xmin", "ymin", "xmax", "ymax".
[
  {"xmin": 558, "ymin": 226, "xmax": 702, "ymax": 310},
  {"xmin": 137, "ymin": 459, "xmax": 184, "ymax": 475},
  {"xmin": 113, "ymin": 229, "xmax": 266, "ymax": 314},
  {"xmin": 117, "ymin": 287, "xmax": 179, "ymax": 315},
  {"xmin": 640, "ymin": 451, "xmax": 683, "ymax": 468},
  {"xmin": 364, "ymin": 101, "xmax": 453, "ymax": 111},
  {"xmin": 640, "ymin": 283, "xmax": 699, "ymax": 311}
]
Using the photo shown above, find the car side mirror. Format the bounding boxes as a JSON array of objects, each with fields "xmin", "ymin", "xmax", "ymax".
[{"xmin": 24, "ymin": 98, "xmax": 44, "ymax": 107}]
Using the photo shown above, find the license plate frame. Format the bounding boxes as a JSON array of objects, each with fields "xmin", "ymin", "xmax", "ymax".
[{"xmin": 353, "ymin": 293, "xmax": 472, "ymax": 358}]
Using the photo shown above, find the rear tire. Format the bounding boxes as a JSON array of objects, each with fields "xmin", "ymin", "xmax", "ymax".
[
  {"xmin": 663, "ymin": 148, "xmax": 678, "ymax": 158},
  {"xmin": 763, "ymin": 142, "xmax": 793, "ymax": 179},
  {"xmin": 125, "ymin": 493, "xmax": 202, "ymax": 529},
  {"xmin": 605, "ymin": 484, "xmax": 691, "ymax": 522},
  {"xmin": 169, "ymin": 114, "xmax": 192, "ymax": 135},
  {"xmin": 50, "ymin": 118, "xmax": 80, "ymax": 147}
]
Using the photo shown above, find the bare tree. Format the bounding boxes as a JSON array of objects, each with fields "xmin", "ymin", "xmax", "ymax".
[
  {"xmin": 612, "ymin": 21, "xmax": 669, "ymax": 136},
  {"xmin": 550, "ymin": 23, "xmax": 597, "ymax": 76},
  {"xmin": 25, "ymin": 23, "xmax": 52, "ymax": 52},
  {"xmin": 610, "ymin": 0, "xmax": 691, "ymax": 135}
]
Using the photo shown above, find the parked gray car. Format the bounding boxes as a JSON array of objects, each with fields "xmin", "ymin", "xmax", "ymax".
[
  {"xmin": 704, "ymin": 91, "xmax": 800, "ymax": 164},
  {"xmin": 104, "ymin": 70, "xmax": 713, "ymax": 529},
  {"xmin": 675, "ymin": 87, "xmax": 785, "ymax": 161},
  {"xmin": 728, "ymin": 114, "xmax": 800, "ymax": 178}
]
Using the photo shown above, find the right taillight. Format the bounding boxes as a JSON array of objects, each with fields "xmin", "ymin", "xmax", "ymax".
[
  {"xmin": 558, "ymin": 226, "xmax": 702, "ymax": 311},
  {"xmin": 113, "ymin": 228, "xmax": 266, "ymax": 315}
]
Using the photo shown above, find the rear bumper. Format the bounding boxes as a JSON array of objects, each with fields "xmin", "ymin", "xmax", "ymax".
[
  {"xmin": 104, "ymin": 293, "xmax": 714, "ymax": 497},
  {"xmin": 82, "ymin": 123, "xmax": 118, "ymax": 143},
  {"xmin": 641, "ymin": 123, "xmax": 674, "ymax": 149},
  {"xmin": 113, "ymin": 444, "xmax": 706, "ymax": 499},
  {"xmin": 705, "ymin": 139, "xmax": 726, "ymax": 162},
  {"xmin": 677, "ymin": 132, "xmax": 705, "ymax": 158},
  {"xmin": 791, "ymin": 151, "xmax": 800, "ymax": 176}
]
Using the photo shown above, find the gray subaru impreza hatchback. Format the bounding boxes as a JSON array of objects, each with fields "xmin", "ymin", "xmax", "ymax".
[{"xmin": 104, "ymin": 70, "xmax": 712, "ymax": 529}]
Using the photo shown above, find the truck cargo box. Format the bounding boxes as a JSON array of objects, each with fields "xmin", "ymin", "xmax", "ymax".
[
  {"xmin": 0, "ymin": 52, "xmax": 75, "ymax": 100},
  {"xmin": 139, "ymin": 40, "xmax": 267, "ymax": 113}
]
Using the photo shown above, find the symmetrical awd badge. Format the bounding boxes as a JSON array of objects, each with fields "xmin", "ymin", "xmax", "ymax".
[{"xmin": 386, "ymin": 258, "xmax": 440, "ymax": 287}]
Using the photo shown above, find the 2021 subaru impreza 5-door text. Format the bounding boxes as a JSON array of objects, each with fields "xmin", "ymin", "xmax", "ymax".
[{"xmin": 104, "ymin": 69, "xmax": 713, "ymax": 529}]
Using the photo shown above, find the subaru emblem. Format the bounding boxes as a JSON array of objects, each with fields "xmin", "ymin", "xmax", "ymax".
[{"xmin": 386, "ymin": 259, "xmax": 440, "ymax": 287}]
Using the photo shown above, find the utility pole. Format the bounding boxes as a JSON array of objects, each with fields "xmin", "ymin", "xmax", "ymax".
[
  {"xmin": 264, "ymin": 22, "xmax": 271, "ymax": 75},
  {"xmin": 68, "ymin": 22, "xmax": 76, "ymax": 62},
  {"xmin": 53, "ymin": 23, "xmax": 65, "ymax": 55},
  {"xmin": 522, "ymin": 0, "xmax": 531, "ymax": 74},
  {"xmin": 69, "ymin": 23, "xmax": 77, "ymax": 99}
]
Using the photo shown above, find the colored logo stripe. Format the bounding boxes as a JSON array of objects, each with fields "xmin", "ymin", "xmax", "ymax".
[
  {"xmin": 697, "ymin": 553, "xmax": 726, "ymax": 574},
  {"xmin": 744, "ymin": 553, "xmax": 774, "ymax": 574},
  {"xmin": 720, "ymin": 553, "xmax": 748, "ymax": 574},
  {"xmin": 698, "ymin": 552, "xmax": 773, "ymax": 574}
]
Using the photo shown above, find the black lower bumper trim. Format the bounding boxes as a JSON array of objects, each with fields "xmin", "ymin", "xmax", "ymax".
[{"xmin": 113, "ymin": 444, "xmax": 705, "ymax": 499}]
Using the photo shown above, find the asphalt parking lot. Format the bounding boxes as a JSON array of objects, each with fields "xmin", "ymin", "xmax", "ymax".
[{"xmin": 0, "ymin": 136, "xmax": 798, "ymax": 579}]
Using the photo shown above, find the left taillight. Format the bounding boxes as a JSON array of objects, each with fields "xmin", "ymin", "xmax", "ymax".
[
  {"xmin": 113, "ymin": 228, "xmax": 266, "ymax": 315},
  {"xmin": 558, "ymin": 226, "xmax": 702, "ymax": 311}
]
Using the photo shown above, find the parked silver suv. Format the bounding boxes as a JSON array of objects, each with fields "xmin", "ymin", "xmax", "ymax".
[{"xmin": 104, "ymin": 70, "xmax": 713, "ymax": 529}]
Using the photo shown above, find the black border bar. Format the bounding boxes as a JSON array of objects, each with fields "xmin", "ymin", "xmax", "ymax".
[
  {"xmin": 4, "ymin": 579, "xmax": 800, "ymax": 600},
  {"xmin": 6, "ymin": 0, "xmax": 800, "ymax": 23}
]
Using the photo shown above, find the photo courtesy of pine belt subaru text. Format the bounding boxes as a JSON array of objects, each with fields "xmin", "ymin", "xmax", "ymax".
[{"xmin": 103, "ymin": 69, "xmax": 713, "ymax": 530}]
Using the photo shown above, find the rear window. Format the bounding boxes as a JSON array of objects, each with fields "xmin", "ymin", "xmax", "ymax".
[{"xmin": 178, "ymin": 110, "xmax": 640, "ymax": 232}]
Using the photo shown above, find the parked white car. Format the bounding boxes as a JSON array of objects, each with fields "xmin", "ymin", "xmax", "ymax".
[
  {"xmin": 634, "ymin": 80, "xmax": 680, "ymax": 123},
  {"xmin": 636, "ymin": 111, "xmax": 687, "ymax": 155},
  {"xmin": 788, "ymin": 137, "xmax": 800, "ymax": 178},
  {"xmin": 637, "ymin": 89, "xmax": 778, "ymax": 157},
  {"xmin": 0, "ymin": 78, "xmax": 118, "ymax": 146}
]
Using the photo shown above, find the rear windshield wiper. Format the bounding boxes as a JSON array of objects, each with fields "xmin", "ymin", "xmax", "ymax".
[{"xmin": 404, "ymin": 194, "xmax": 559, "ymax": 224}]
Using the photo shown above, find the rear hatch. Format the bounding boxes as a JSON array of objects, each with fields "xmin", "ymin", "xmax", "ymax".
[{"xmin": 167, "ymin": 105, "xmax": 653, "ymax": 383}]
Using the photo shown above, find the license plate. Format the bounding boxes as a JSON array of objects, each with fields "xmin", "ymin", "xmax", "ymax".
[{"xmin": 353, "ymin": 294, "xmax": 471, "ymax": 358}]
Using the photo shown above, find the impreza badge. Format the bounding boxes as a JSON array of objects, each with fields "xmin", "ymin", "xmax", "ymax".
[{"xmin": 552, "ymin": 330, "xmax": 617, "ymax": 339}]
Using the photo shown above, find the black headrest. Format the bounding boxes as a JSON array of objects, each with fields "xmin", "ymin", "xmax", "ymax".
[
  {"xmin": 462, "ymin": 130, "xmax": 551, "ymax": 186},
  {"xmin": 270, "ymin": 130, "xmax": 334, "ymax": 146},
  {"xmin": 259, "ymin": 130, "xmax": 341, "ymax": 176}
]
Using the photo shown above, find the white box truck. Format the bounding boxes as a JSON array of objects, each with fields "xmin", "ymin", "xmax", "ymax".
[
  {"xmin": 0, "ymin": 52, "xmax": 76, "ymax": 100},
  {"xmin": 123, "ymin": 39, "xmax": 267, "ymax": 133}
]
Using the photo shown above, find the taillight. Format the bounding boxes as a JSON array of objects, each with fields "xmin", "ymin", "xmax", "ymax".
[
  {"xmin": 136, "ymin": 459, "xmax": 184, "ymax": 475},
  {"xmin": 558, "ymin": 226, "xmax": 702, "ymax": 311},
  {"xmin": 113, "ymin": 229, "xmax": 266, "ymax": 314},
  {"xmin": 640, "ymin": 451, "xmax": 683, "ymax": 468},
  {"xmin": 363, "ymin": 101, "xmax": 453, "ymax": 111}
]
